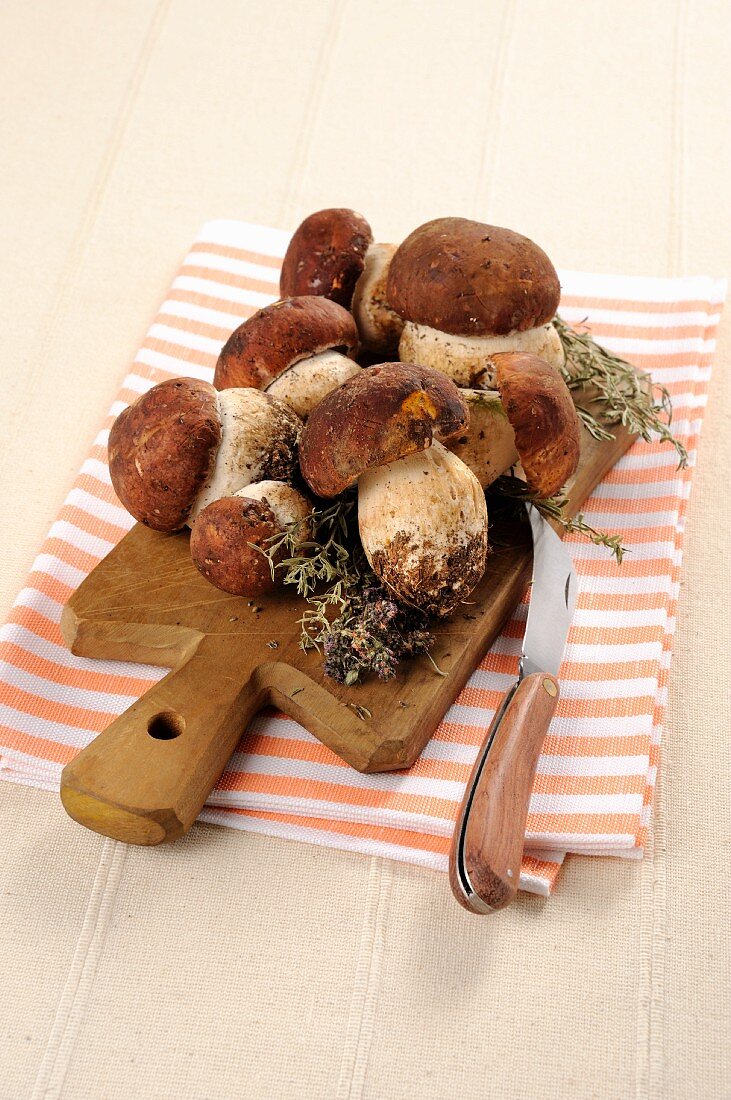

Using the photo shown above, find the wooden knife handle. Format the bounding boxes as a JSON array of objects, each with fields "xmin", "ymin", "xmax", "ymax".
[
  {"xmin": 60, "ymin": 636, "xmax": 264, "ymax": 845},
  {"xmin": 449, "ymin": 672, "xmax": 559, "ymax": 913}
]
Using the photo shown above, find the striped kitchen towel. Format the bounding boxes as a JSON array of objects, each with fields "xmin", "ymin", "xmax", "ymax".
[{"xmin": 0, "ymin": 220, "xmax": 724, "ymax": 897}]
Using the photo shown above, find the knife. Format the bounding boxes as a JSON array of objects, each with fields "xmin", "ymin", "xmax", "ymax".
[{"xmin": 449, "ymin": 503, "xmax": 577, "ymax": 913}]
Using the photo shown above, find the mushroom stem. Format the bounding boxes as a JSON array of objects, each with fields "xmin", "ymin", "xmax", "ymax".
[
  {"xmin": 264, "ymin": 349, "xmax": 360, "ymax": 419},
  {"xmin": 351, "ymin": 243, "xmax": 404, "ymax": 356},
  {"xmin": 398, "ymin": 320, "xmax": 565, "ymax": 387},
  {"xmin": 447, "ymin": 389, "xmax": 520, "ymax": 489},
  {"xmin": 357, "ymin": 441, "xmax": 488, "ymax": 617}
]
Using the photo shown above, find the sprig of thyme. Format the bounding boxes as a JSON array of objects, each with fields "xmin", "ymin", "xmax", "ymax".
[
  {"xmin": 492, "ymin": 475, "xmax": 628, "ymax": 565},
  {"xmin": 553, "ymin": 314, "xmax": 688, "ymax": 467},
  {"xmin": 258, "ymin": 494, "xmax": 436, "ymax": 683}
]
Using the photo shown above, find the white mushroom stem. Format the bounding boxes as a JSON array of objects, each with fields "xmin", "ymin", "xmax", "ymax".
[
  {"xmin": 351, "ymin": 242, "xmax": 404, "ymax": 356},
  {"xmin": 236, "ymin": 480, "xmax": 313, "ymax": 541},
  {"xmin": 398, "ymin": 320, "xmax": 564, "ymax": 387},
  {"xmin": 188, "ymin": 389, "xmax": 299, "ymax": 523},
  {"xmin": 447, "ymin": 389, "xmax": 520, "ymax": 489},
  {"xmin": 358, "ymin": 440, "xmax": 488, "ymax": 617},
  {"xmin": 265, "ymin": 349, "xmax": 360, "ymax": 419}
]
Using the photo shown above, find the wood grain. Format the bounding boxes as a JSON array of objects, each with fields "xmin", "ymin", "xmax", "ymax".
[
  {"xmin": 448, "ymin": 673, "xmax": 559, "ymax": 912},
  {"xmin": 59, "ymin": 420, "xmax": 635, "ymax": 843}
]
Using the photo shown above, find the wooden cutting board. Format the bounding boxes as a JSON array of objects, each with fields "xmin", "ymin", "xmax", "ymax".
[{"xmin": 60, "ymin": 422, "xmax": 635, "ymax": 844}]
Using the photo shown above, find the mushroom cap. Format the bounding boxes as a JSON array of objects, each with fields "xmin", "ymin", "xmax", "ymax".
[
  {"xmin": 189, "ymin": 495, "xmax": 279, "ymax": 597},
  {"xmin": 279, "ymin": 208, "xmax": 373, "ymax": 307},
  {"xmin": 213, "ymin": 296, "xmax": 358, "ymax": 391},
  {"xmin": 493, "ymin": 351, "xmax": 581, "ymax": 497},
  {"xmin": 387, "ymin": 218, "xmax": 560, "ymax": 337},
  {"xmin": 299, "ymin": 362, "xmax": 468, "ymax": 498},
  {"xmin": 109, "ymin": 378, "xmax": 221, "ymax": 532}
]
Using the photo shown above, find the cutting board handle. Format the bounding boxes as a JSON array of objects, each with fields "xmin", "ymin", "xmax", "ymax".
[{"xmin": 60, "ymin": 636, "xmax": 264, "ymax": 845}]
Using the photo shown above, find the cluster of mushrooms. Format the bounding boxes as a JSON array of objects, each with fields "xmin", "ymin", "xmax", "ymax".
[{"xmin": 109, "ymin": 211, "xmax": 580, "ymax": 620}]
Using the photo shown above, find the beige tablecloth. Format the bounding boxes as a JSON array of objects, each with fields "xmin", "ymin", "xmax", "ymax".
[{"xmin": 1, "ymin": 2, "xmax": 729, "ymax": 1097}]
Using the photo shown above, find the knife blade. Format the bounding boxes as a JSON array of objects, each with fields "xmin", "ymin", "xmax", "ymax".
[{"xmin": 448, "ymin": 503, "xmax": 577, "ymax": 914}]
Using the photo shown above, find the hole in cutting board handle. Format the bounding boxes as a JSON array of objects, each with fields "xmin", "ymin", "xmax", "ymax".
[{"xmin": 147, "ymin": 712, "xmax": 185, "ymax": 740}]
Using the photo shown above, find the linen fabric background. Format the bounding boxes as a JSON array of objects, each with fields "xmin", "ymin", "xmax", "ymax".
[{"xmin": 1, "ymin": 2, "xmax": 730, "ymax": 1098}]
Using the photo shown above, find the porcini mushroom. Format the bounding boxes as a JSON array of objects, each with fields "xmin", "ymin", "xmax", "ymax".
[
  {"xmin": 280, "ymin": 209, "xmax": 404, "ymax": 356},
  {"xmin": 387, "ymin": 217, "xmax": 564, "ymax": 386},
  {"xmin": 109, "ymin": 378, "xmax": 301, "ymax": 532},
  {"xmin": 449, "ymin": 352, "xmax": 581, "ymax": 497},
  {"xmin": 213, "ymin": 296, "xmax": 361, "ymax": 419},
  {"xmin": 299, "ymin": 363, "xmax": 488, "ymax": 617},
  {"xmin": 189, "ymin": 481, "xmax": 313, "ymax": 597}
]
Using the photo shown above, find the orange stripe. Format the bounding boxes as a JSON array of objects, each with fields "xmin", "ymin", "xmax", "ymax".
[
  {"xmin": 155, "ymin": 311, "xmax": 233, "ymax": 344},
  {"xmin": 0, "ymin": 724, "xmax": 76, "ymax": 766},
  {"xmin": 6, "ymin": 606, "xmax": 66, "ymax": 647},
  {"xmin": 525, "ymin": 811, "xmax": 637, "ymax": 835},
  {"xmin": 0, "ymin": 641, "xmax": 155, "ymax": 697},
  {"xmin": 188, "ymin": 241, "xmax": 282, "ymax": 270},
  {"xmin": 25, "ymin": 571, "xmax": 74, "ymax": 606},
  {"xmin": 531, "ymin": 772, "xmax": 647, "ymax": 797},
  {"xmin": 179, "ymin": 263, "xmax": 278, "ymax": 297},
  {"xmin": 165, "ymin": 287, "xmax": 258, "ymax": 318},
  {"xmin": 458, "ymin": 684, "xmax": 655, "ymax": 719},
  {"xmin": 559, "ymin": 295, "xmax": 718, "ymax": 315},
  {"xmin": 0, "ymin": 681, "xmax": 113, "ymax": 731},
  {"xmin": 216, "ymin": 771, "xmax": 458, "ymax": 819},
  {"xmin": 39, "ymin": 537, "xmax": 105, "ymax": 576},
  {"xmin": 142, "ymin": 336, "xmax": 217, "ymax": 370},
  {"xmin": 58, "ymin": 503, "xmax": 128, "ymax": 544},
  {"xmin": 571, "ymin": 320, "xmax": 716, "ymax": 341}
]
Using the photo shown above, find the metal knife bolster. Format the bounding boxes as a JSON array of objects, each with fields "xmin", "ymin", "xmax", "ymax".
[{"xmin": 451, "ymin": 504, "xmax": 577, "ymax": 912}]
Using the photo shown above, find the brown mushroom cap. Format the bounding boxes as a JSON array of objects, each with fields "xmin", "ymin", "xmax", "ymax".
[
  {"xmin": 189, "ymin": 496, "xmax": 279, "ymax": 597},
  {"xmin": 279, "ymin": 208, "xmax": 373, "ymax": 307},
  {"xmin": 213, "ymin": 296, "xmax": 358, "ymax": 391},
  {"xmin": 387, "ymin": 218, "xmax": 560, "ymax": 337},
  {"xmin": 492, "ymin": 352, "xmax": 581, "ymax": 497},
  {"xmin": 299, "ymin": 362, "xmax": 468, "ymax": 498},
  {"xmin": 109, "ymin": 378, "xmax": 221, "ymax": 532}
]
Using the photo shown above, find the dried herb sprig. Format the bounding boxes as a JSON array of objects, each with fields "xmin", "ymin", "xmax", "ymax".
[
  {"xmin": 553, "ymin": 314, "xmax": 688, "ymax": 468},
  {"xmin": 258, "ymin": 494, "xmax": 438, "ymax": 682},
  {"xmin": 322, "ymin": 584, "xmax": 435, "ymax": 685},
  {"xmin": 259, "ymin": 491, "xmax": 365, "ymax": 650},
  {"xmin": 492, "ymin": 475, "xmax": 628, "ymax": 565}
]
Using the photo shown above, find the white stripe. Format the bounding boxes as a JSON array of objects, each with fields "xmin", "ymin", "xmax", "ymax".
[
  {"xmin": 538, "ymin": 754, "xmax": 648, "ymax": 778},
  {"xmin": 134, "ymin": 346, "xmax": 213, "ymax": 381},
  {"xmin": 80, "ymin": 458, "xmax": 112, "ymax": 486},
  {"xmin": 558, "ymin": 305, "xmax": 722, "ymax": 329},
  {"xmin": 14, "ymin": 589, "xmax": 65, "ymax": 623},
  {"xmin": 183, "ymin": 251, "xmax": 280, "ymax": 284},
  {"xmin": 172, "ymin": 274, "xmax": 275, "ymax": 310},
  {"xmin": 67, "ymin": 488, "xmax": 131, "ymax": 530},
  {"xmin": 158, "ymin": 298, "xmax": 248, "ymax": 330},
  {"xmin": 47, "ymin": 520, "xmax": 113, "ymax": 559},
  {"xmin": 591, "ymin": 479, "xmax": 686, "ymax": 501},
  {"xmin": 0, "ymin": 661, "xmax": 136, "ymax": 713},
  {"xmin": 558, "ymin": 269, "xmax": 726, "ymax": 303},
  {"xmin": 148, "ymin": 322, "xmax": 223, "ymax": 357},
  {"xmin": 196, "ymin": 219, "xmax": 289, "ymax": 256},
  {"xmin": 0, "ymin": 702, "xmax": 92, "ymax": 748},
  {"xmin": 466, "ymin": 667, "xmax": 659, "ymax": 699},
  {"xmin": 0, "ymin": 622, "xmax": 160, "ymax": 680},
  {"xmin": 228, "ymin": 751, "xmax": 467, "ymax": 801}
]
